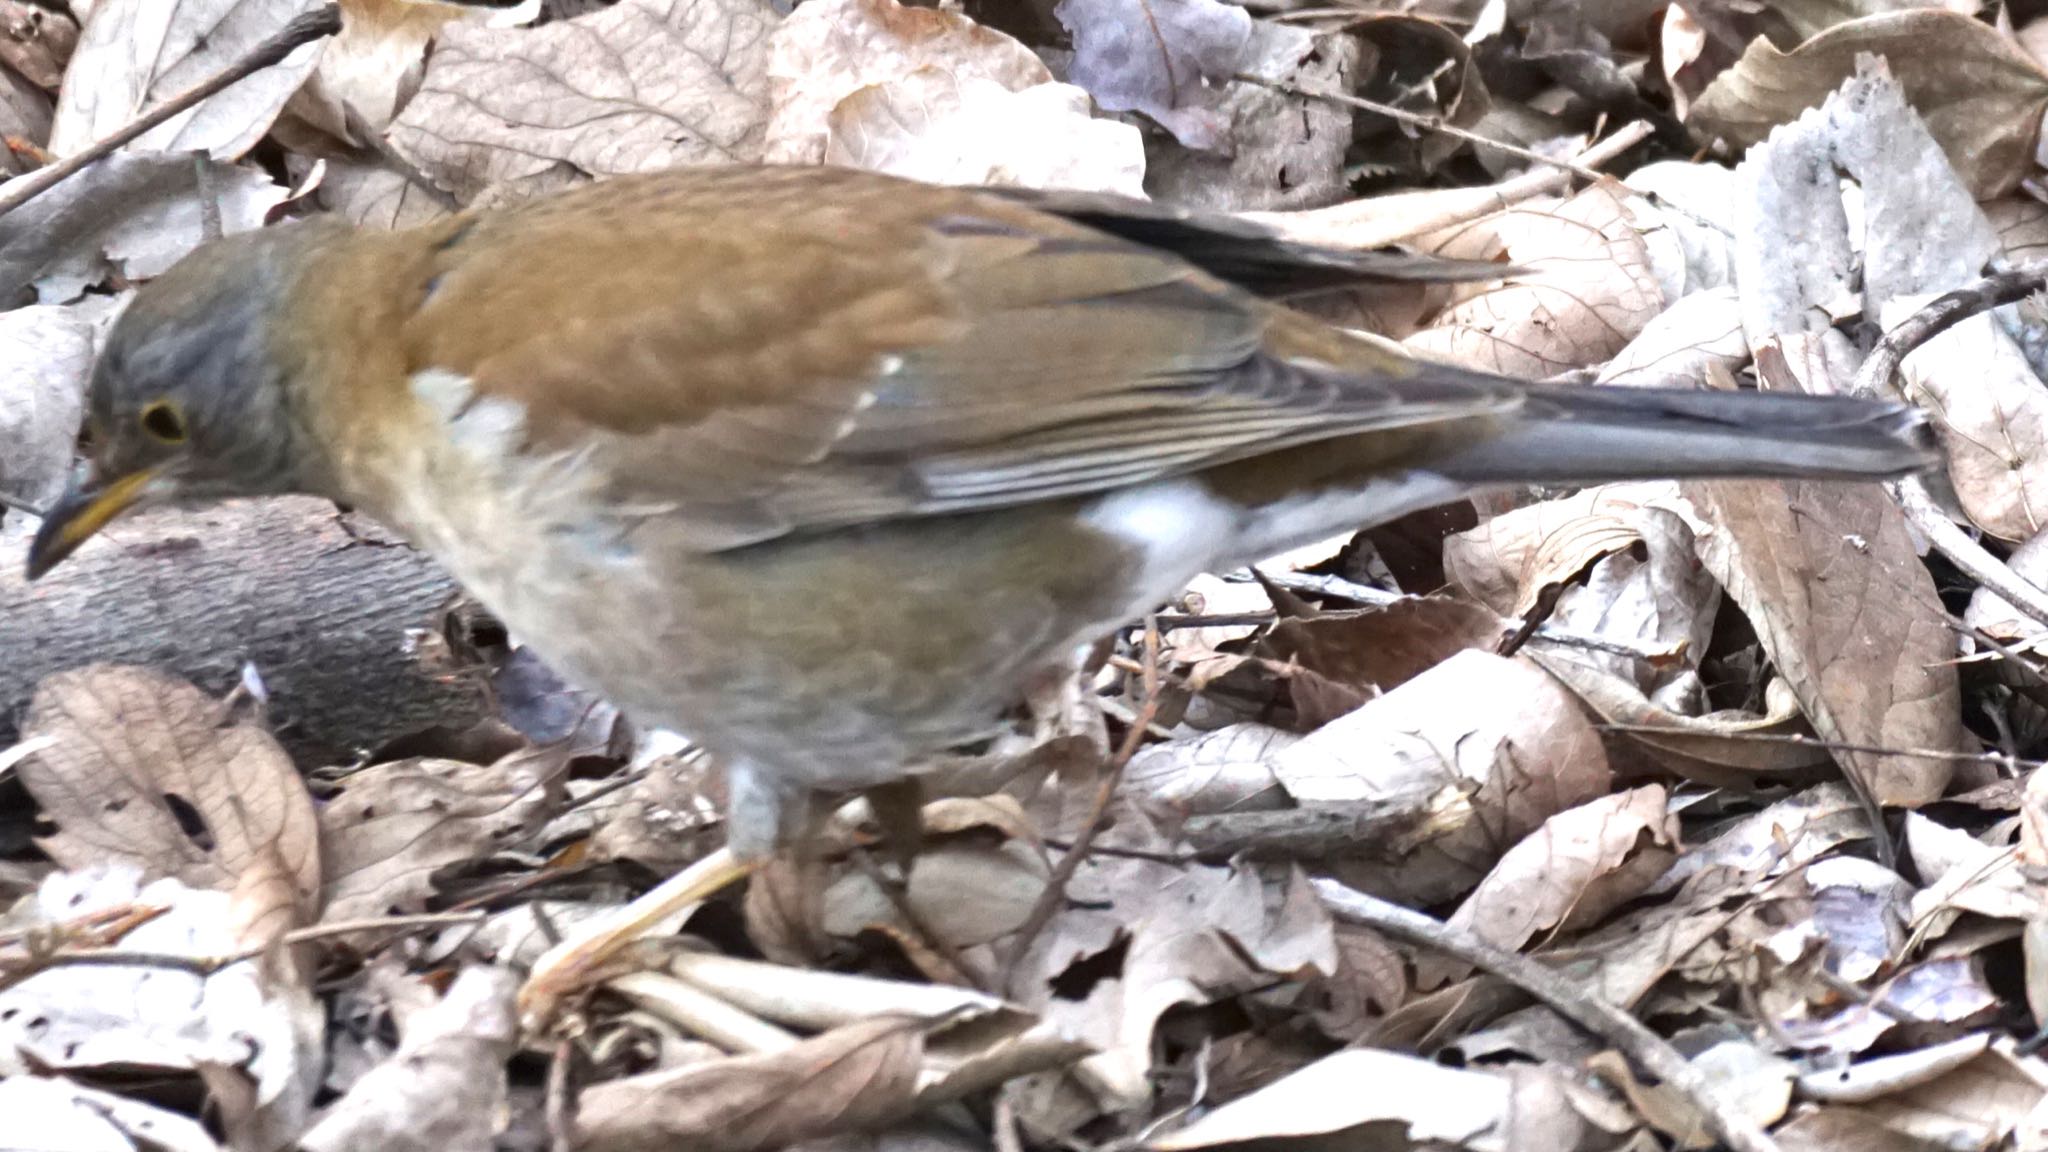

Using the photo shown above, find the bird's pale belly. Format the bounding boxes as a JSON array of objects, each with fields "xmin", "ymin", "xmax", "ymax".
[{"xmin": 398, "ymin": 484, "xmax": 1146, "ymax": 793}]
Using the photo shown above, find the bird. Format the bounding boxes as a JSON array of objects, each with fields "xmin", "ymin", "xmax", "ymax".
[{"xmin": 27, "ymin": 165, "xmax": 1939, "ymax": 860}]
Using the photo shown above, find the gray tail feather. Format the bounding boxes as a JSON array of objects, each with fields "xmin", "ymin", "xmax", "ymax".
[{"xmin": 1433, "ymin": 384, "xmax": 1941, "ymax": 485}]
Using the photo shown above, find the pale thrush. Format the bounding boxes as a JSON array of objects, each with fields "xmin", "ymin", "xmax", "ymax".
[{"xmin": 26, "ymin": 166, "xmax": 1938, "ymax": 856}]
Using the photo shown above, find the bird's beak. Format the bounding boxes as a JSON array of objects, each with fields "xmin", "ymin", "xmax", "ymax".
[{"xmin": 25, "ymin": 466, "xmax": 158, "ymax": 580}]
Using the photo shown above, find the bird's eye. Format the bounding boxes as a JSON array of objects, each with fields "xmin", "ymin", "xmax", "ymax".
[{"xmin": 139, "ymin": 400, "xmax": 187, "ymax": 444}]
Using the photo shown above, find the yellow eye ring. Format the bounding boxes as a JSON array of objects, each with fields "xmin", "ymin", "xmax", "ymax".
[{"xmin": 139, "ymin": 400, "xmax": 187, "ymax": 444}]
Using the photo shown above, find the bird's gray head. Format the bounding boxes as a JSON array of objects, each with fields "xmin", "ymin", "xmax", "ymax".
[{"xmin": 27, "ymin": 220, "xmax": 340, "ymax": 579}]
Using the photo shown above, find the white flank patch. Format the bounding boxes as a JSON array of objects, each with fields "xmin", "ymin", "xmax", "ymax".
[
  {"xmin": 411, "ymin": 367, "xmax": 527, "ymax": 458},
  {"xmin": 1080, "ymin": 478, "xmax": 1241, "ymax": 602}
]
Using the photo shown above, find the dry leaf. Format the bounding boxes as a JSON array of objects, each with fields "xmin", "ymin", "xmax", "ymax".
[
  {"xmin": 1699, "ymin": 62, "xmax": 1967, "ymax": 809},
  {"xmin": 1424, "ymin": 786, "xmax": 1678, "ymax": 986},
  {"xmin": 1254, "ymin": 597, "xmax": 1510, "ymax": 727},
  {"xmin": 1686, "ymin": 477, "xmax": 1961, "ymax": 807},
  {"xmin": 1148, "ymin": 1047, "xmax": 1511, "ymax": 1148},
  {"xmin": 389, "ymin": 0, "xmax": 776, "ymax": 202},
  {"xmin": 320, "ymin": 746, "xmax": 565, "ymax": 920},
  {"xmin": 19, "ymin": 665, "xmax": 322, "ymax": 919},
  {"xmin": 1143, "ymin": 24, "xmax": 1352, "ymax": 211},
  {"xmin": 1445, "ymin": 483, "xmax": 1673, "ymax": 618},
  {"xmin": 1690, "ymin": 10, "xmax": 2048, "ymax": 197},
  {"xmin": 311, "ymin": 153, "xmax": 455, "ymax": 229},
  {"xmin": 574, "ymin": 1014, "xmax": 928, "ymax": 1152},
  {"xmin": 0, "ymin": 0, "xmax": 78, "ymax": 90},
  {"xmin": 0, "ymin": 869, "xmax": 324, "ymax": 1129},
  {"xmin": 765, "ymin": 0, "xmax": 1049, "ymax": 166},
  {"xmin": 820, "ymin": 840, "xmax": 1048, "ymax": 947},
  {"xmin": 298, "ymin": 967, "xmax": 518, "ymax": 1152},
  {"xmin": 825, "ymin": 73, "xmax": 1144, "ymax": 196},
  {"xmin": 1055, "ymin": 0, "xmax": 1250, "ymax": 151},
  {"xmin": 0, "ymin": 302, "xmax": 96, "ymax": 509},
  {"xmin": 0, "ymin": 65, "xmax": 50, "ymax": 178},
  {"xmin": 1408, "ymin": 184, "xmax": 1664, "ymax": 376},
  {"xmin": 1534, "ymin": 654, "xmax": 1833, "ymax": 786},
  {"xmin": 1124, "ymin": 723, "xmax": 1294, "ymax": 816},
  {"xmin": 1597, "ymin": 286, "xmax": 1749, "ymax": 388},
  {"xmin": 51, "ymin": 0, "xmax": 327, "ymax": 160},
  {"xmin": 1269, "ymin": 649, "xmax": 1613, "ymax": 906},
  {"xmin": 0, "ymin": 1075, "xmax": 222, "ymax": 1152},
  {"xmin": 1896, "ymin": 303, "xmax": 2048, "ymax": 541},
  {"xmin": 286, "ymin": 0, "xmax": 482, "ymax": 146},
  {"xmin": 1592, "ymin": 1038, "xmax": 1794, "ymax": 1148}
]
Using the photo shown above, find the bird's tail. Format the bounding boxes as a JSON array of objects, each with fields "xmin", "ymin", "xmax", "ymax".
[
  {"xmin": 1211, "ymin": 378, "xmax": 1940, "ymax": 566},
  {"xmin": 1429, "ymin": 383, "xmax": 1940, "ymax": 486}
]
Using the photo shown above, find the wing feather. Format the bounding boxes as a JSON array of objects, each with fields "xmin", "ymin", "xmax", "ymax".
[{"xmin": 397, "ymin": 168, "xmax": 1522, "ymax": 551}]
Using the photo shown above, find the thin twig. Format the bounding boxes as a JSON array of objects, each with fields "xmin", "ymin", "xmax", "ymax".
[
  {"xmin": 0, "ymin": 4, "xmax": 343, "ymax": 222},
  {"xmin": 12, "ymin": 910, "xmax": 487, "ymax": 982},
  {"xmin": 1848, "ymin": 268, "xmax": 2048, "ymax": 627},
  {"xmin": 0, "ymin": 489, "xmax": 47, "ymax": 517},
  {"xmin": 848, "ymin": 846, "xmax": 987, "ymax": 991},
  {"xmin": 1244, "ymin": 74, "xmax": 1614, "ymax": 183},
  {"xmin": 1313, "ymin": 879, "xmax": 1784, "ymax": 1152},
  {"xmin": 1592, "ymin": 724, "xmax": 2038, "ymax": 770},
  {"xmin": 1248, "ymin": 121, "xmax": 1654, "ymax": 251},
  {"xmin": 1244, "ymin": 570, "xmax": 1684, "ymax": 663},
  {"xmin": 1006, "ymin": 617, "xmax": 1163, "ymax": 988}
]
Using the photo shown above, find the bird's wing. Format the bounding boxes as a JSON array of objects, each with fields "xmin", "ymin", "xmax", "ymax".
[{"xmin": 400, "ymin": 167, "xmax": 1523, "ymax": 551}]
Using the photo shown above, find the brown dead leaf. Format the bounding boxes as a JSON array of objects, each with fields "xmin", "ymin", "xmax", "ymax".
[
  {"xmin": 309, "ymin": 154, "xmax": 454, "ymax": 229},
  {"xmin": 389, "ymin": 0, "xmax": 776, "ymax": 202},
  {"xmin": 298, "ymin": 966, "xmax": 517, "ymax": 1152},
  {"xmin": 1968, "ymin": 528, "xmax": 2048, "ymax": 642},
  {"xmin": 0, "ymin": 0, "xmax": 77, "ymax": 91},
  {"xmin": 51, "ymin": 0, "xmax": 327, "ymax": 161},
  {"xmin": 1269, "ymin": 649, "xmax": 1613, "ymax": 906},
  {"xmin": 287, "ymin": 0, "xmax": 483, "ymax": 146},
  {"xmin": 765, "ymin": 0, "xmax": 1049, "ymax": 166},
  {"xmin": 1045, "ymin": 862, "xmax": 1334, "ymax": 1108},
  {"xmin": 1896, "ymin": 305, "xmax": 2048, "ymax": 541},
  {"xmin": 1687, "ymin": 478, "xmax": 1962, "ymax": 807},
  {"xmin": 1255, "ymin": 598, "xmax": 1509, "ymax": 728},
  {"xmin": 574, "ymin": 1014, "xmax": 927, "ymax": 1152},
  {"xmin": 1148, "ymin": 1047, "xmax": 1512, "ymax": 1148},
  {"xmin": 1596, "ymin": 288, "xmax": 1750, "ymax": 389},
  {"xmin": 1144, "ymin": 24, "xmax": 1353, "ymax": 210},
  {"xmin": 1987, "ymin": 195, "xmax": 2048, "ymax": 265},
  {"xmin": 320, "ymin": 746, "xmax": 564, "ymax": 921},
  {"xmin": 1423, "ymin": 786, "xmax": 1678, "ymax": 986},
  {"xmin": 821, "ymin": 841, "xmax": 1049, "ymax": 948},
  {"xmin": 1690, "ymin": 10, "xmax": 2048, "ymax": 197},
  {"xmin": 1445, "ymin": 484, "xmax": 1664, "ymax": 617},
  {"xmin": 1407, "ymin": 184, "xmax": 1665, "ymax": 376},
  {"xmin": 1806, "ymin": 1042, "xmax": 2048, "ymax": 1147},
  {"xmin": 1592, "ymin": 1038, "xmax": 1795, "ymax": 1149},
  {"xmin": 1124, "ymin": 723, "xmax": 1294, "ymax": 817},
  {"xmin": 825, "ymin": 71, "xmax": 1144, "ymax": 195},
  {"xmin": 1533, "ymin": 653, "xmax": 1833, "ymax": 786},
  {"xmin": 19, "ymin": 665, "xmax": 321, "ymax": 921}
]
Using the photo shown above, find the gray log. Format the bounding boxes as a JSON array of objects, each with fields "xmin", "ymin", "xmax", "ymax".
[{"xmin": 0, "ymin": 496, "xmax": 486, "ymax": 762}]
